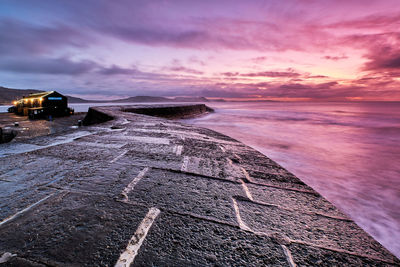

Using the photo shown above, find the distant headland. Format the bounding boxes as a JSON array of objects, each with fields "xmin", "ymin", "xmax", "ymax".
[{"xmin": 0, "ymin": 86, "xmax": 226, "ymax": 105}]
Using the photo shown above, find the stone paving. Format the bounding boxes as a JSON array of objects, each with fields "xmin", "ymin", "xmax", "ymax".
[
  {"xmin": 0, "ymin": 105, "xmax": 399, "ymax": 266},
  {"xmin": 0, "ymin": 113, "xmax": 86, "ymax": 143}
]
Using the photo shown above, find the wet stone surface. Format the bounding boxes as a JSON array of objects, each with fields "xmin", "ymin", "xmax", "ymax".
[
  {"xmin": 182, "ymin": 156, "xmax": 244, "ymax": 182},
  {"xmin": 121, "ymin": 142, "xmax": 176, "ymax": 155},
  {"xmin": 0, "ymin": 192, "xmax": 148, "ymax": 267},
  {"xmin": 247, "ymin": 183, "xmax": 348, "ymax": 218},
  {"xmin": 133, "ymin": 212, "xmax": 289, "ymax": 267},
  {"xmin": 0, "ymin": 185, "xmax": 56, "ymax": 222},
  {"xmin": 0, "ymin": 155, "xmax": 71, "ymax": 220},
  {"xmin": 181, "ymin": 138, "xmax": 228, "ymax": 159},
  {"xmin": 236, "ymin": 198, "xmax": 398, "ymax": 262},
  {"xmin": 125, "ymin": 168, "xmax": 245, "ymax": 224},
  {"xmin": 31, "ymin": 142, "xmax": 122, "ymax": 162},
  {"xmin": 0, "ymin": 105, "xmax": 398, "ymax": 266},
  {"xmin": 0, "ymin": 113, "xmax": 86, "ymax": 142},
  {"xmin": 287, "ymin": 242, "xmax": 400, "ymax": 267},
  {"xmin": 245, "ymin": 168, "xmax": 314, "ymax": 192},
  {"xmin": 45, "ymin": 161, "xmax": 144, "ymax": 195},
  {"xmin": 121, "ymin": 149, "xmax": 184, "ymax": 170},
  {"xmin": 0, "ymin": 153, "xmax": 47, "ymax": 176}
]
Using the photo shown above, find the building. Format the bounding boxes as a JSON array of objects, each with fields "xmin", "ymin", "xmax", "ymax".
[{"xmin": 12, "ymin": 91, "xmax": 73, "ymax": 119}]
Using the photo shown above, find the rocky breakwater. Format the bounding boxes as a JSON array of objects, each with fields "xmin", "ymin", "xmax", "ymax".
[{"xmin": 0, "ymin": 104, "xmax": 399, "ymax": 266}]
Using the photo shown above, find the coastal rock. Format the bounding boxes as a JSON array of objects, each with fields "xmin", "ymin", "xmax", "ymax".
[{"xmin": 0, "ymin": 127, "xmax": 17, "ymax": 144}]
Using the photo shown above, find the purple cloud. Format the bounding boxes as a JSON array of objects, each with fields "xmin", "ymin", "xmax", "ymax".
[
  {"xmin": 365, "ymin": 51, "xmax": 400, "ymax": 70},
  {"xmin": 327, "ymin": 13, "xmax": 400, "ymax": 30},
  {"xmin": 0, "ymin": 18, "xmax": 91, "ymax": 56},
  {"xmin": 98, "ymin": 65, "xmax": 137, "ymax": 75},
  {"xmin": 167, "ymin": 66, "xmax": 203, "ymax": 75},
  {"xmin": 221, "ymin": 72, "xmax": 240, "ymax": 77},
  {"xmin": 241, "ymin": 70, "xmax": 301, "ymax": 78},
  {"xmin": 162, "ymin": 60, "xmax": 204, "ymax": 75},
  {"xmin": 0, "ymin": 57, "xmax": 97, "ymax": 75},
  {"xmin": 220, "ymin": 69, "xmax": 301, "ymax": 78}
]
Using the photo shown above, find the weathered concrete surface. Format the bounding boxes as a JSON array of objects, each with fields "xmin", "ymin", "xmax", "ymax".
[{"xmin": 0, "ymin": 104, "xmax": 399, "ymax": 266}]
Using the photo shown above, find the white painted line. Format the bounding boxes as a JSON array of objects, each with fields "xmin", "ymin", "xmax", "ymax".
[
  {"xmin": 0, "ymin": 193, "xmax": 55, "ymax": 227},
  {"xmin": 115, "ymin": 207, "xmax": 161, "ymax": 267},
  {"xmin": 232, "ymin": 198, "xmax": 252, "ymax": 231},
  {"xmin": 77, "ymin": 142, "xmax": 126, "ymax": 149},
  {"xmin": 110, "ymin": 127, "xmax": 127, "ymax": 132},
  {"xmin": 175, "ymin": 145, "xmax": 183, "ymax": 156},
  {"xmin": 172, "ymin": 145, "xmax": 183, "ymax": 156},
  {"xmin": 219, "ymin": 145, "xmax": 226, "ymax": 153},
  {"xmin": 240, "ymin": 180, "xmax": 254, "ymax": 201},
  {"xmin": 233, "ymin": 153, "xmax": 241, "ymax": 161},
  {"xmin": 123, "ymin": 136, "xmax": 170, "ymax": 145},
  {"xmin": 110, "ymin": 150, "xmax": 129, "ymax": 163},
  {"xmin": 121, "ymin": 167, "xmax": 149, "ymax": 201},
  {"xmin": 181, "ymin": 156, "xmax": 189, "ymax": 172},
  {"xmin": 121, "ymin": 119, "xmax": 130, "ymax": 125},
  {"xmin": 281, "ymin": 245, "xmax": 297, "ymax": 267},
  {"xmin": 241, "ymin": 167, "xmax": 254, "ymax": 182}
]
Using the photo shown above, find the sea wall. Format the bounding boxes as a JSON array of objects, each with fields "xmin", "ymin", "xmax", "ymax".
[
  {"xmin": 0, "ymin": 104, "xmax": 398, "ymax": 266},
  {"xmin": 83, "ymin": 104, "xmax": 213, "ymax": 126},
  {"xmin": 122, "ymin": 104, "xmax": 213, "ymax": 119},
  {"xmin": 82, "ymin": 107, "xmax": 114, "ymax": 126}
]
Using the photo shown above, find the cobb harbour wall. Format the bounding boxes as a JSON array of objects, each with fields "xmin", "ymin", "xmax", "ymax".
[
  {"xmin": 0, "ymin": 104, "xmax": 398, "ymax": 266},
  {"xmin": 83, "ymin": 104, "xmax": 213, "ymax": 126}
]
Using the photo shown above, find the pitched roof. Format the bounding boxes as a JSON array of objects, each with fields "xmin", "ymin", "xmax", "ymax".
[{"xmin": 25, "ymin": 91, "xmax": 55, "ymax": 98}]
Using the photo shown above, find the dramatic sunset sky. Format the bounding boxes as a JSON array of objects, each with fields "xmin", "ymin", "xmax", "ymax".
[{"xmin": 1, "ymin": 0, "xmax": 400, "ymax": 100}]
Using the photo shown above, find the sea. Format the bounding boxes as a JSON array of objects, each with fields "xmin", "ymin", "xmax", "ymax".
[{"xmin": 1, "ymin": 101, "xmax": 399, "ymax": 257}]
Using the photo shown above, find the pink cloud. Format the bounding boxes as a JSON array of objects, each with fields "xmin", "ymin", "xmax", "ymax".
[
  {"xmin": 240, "ymin": 70, "xmax": 300, "ymax": 78},
  {"xmin": 167, "ymin": 66, "xmax": 203, "ymax": 75},
  {"xmin": 323, "ymin": 55, "xmax": 348, "ymax": 61},
  {"xmin": 2, "ymin": 0, "xmax": 400, "ymax": 100},
  {"xmin": 327, "ymin": 13, "xmax": 400, "ymax": 30}
]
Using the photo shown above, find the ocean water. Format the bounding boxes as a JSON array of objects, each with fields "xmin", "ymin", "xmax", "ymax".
[
  {"xmin": 0, "ymin": 102, "xmax": 162, "ymax": 113},
  {"xmin": 183, "ymin": 101, "xmax": 400, "ymax": 258},
  {"xmin": 1, "ymin": 101, "xmax": 399, "ymax": 257},
  {"xmin": 0, "ymin": 102, "xmax": 193, "ymax": 113}
]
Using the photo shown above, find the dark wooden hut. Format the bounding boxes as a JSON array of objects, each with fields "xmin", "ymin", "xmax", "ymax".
[{"xmin": 13, "ymin": 91, "xmax": 73, "ymax": 119}]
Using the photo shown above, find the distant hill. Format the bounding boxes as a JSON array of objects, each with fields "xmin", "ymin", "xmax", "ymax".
[
  {"xmin": 210, "ymin": 98, "xmax": 226, "ymax": 102},
  {"xmin": 66, "ymin": 96, "xmax": 93, "ymax": 103},
  {"xmin": 0, "ymin": 86, "xmax": 91, "ymax": 105},
  {"xmin": 113, "ymin": 96, "xmax": 171, "ymax": 103},
  {"xmin": 173, "ymin": 96, "xmax": 209, "ymax": 102},
  {"xmin": 113, "ymin": 96, "xmax": 212, "ymax": 103},
  {"xmin": 0, "ymin": 86, "xmax": 219, "ymax": 105},
  {"xmin": 0, "ymin": 86, "xmax": 43, "ymax": 105}
]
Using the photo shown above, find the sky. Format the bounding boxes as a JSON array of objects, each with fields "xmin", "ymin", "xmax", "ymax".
[{"xmin": 1, "ymin": 0, "xmax": 400, "ymax": 101}]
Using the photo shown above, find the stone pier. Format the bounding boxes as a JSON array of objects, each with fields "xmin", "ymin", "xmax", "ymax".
[{"xmin": 0, "ymin": 104, "xmax": 398, "ymax": 266}]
